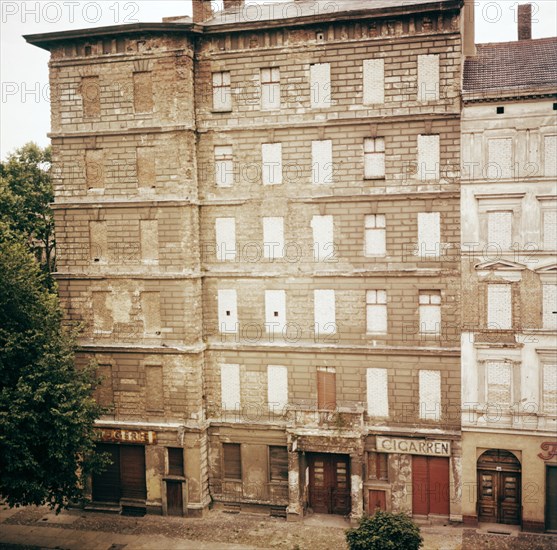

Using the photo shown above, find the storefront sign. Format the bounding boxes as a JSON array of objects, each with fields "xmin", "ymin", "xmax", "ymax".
[
  {"xmin": 538, "ymin": 441, "xmax": 557, "ymax": 460},
  {"xmin": 376, "ymin": 437, "xmax": 450, "ymax": 457},
  {"xmin": 97, "ymin": 428, "xmax": 157, "ymax": 445}
]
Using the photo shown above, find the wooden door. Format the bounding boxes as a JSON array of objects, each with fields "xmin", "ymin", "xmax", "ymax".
[
  {"xmin": 546, "ymin": 466, "xmax": 557, "ymax": 532},
  {"xmin": 478, "ymin": 470, "xmax": 498, "ymax": 523},
  {"xmin": 308, "ymin": 454, "xmax": 350, "ymax": 515},
  {"xmin": 120, "ymin": 445, "xmax": 147, "ymax": 500},
  {"xmin": 92, "ymin": 444, "xmax": 120, "ymax": 503},
  {"xmin": 428, "ymin": 457, "xmax": 450, "ymax": 515},
  {"xmin": 412, "ymin": 456, "xmax": 429, "ymax": 515},
  {"xmin": 478, "ymin": 470, "xmax": 521, "ymax": 525},
  {"xmin": 369, "ymin": 490, "xmax": 386, "ymax": 514},
  {"xmin": 166, "ymin": 480, "xmax": 183, "ymax": 516}
]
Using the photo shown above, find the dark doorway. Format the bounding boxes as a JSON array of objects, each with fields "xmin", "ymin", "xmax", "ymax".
[
  {"xmin": 545, "ymin": 466, "xmax": 557, "ymax": 532},
  {"xmin": 166, "ymin": 480, "xmax": 184, "ymax": 516},
  {"xmin": 477, "ymin": 449, "xmax": 521, "ymax": 525},
  {"xmin": 308, "ymin": 453, "xmax": 350, "ymax": 515},
  {"xmin": 92, "ymin": 443, "xmax": 120, "ymax": 503}
]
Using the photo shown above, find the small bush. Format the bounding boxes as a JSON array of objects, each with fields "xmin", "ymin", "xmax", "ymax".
[{"xmin": 346, "ymin": 511, "xmax": 424, "ymax": 550}]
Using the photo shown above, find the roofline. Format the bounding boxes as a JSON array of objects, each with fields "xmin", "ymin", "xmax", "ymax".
[
  {"xmin": 24, "ymin": 0, "xmax": 463, "ymax": 50},
  {"xmin": 463, "ymin": 89, "xmax": 557, "ymax": 102}
]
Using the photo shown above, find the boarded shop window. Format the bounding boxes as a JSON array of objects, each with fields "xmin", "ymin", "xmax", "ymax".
[
  {"xmin": 363, "ymin": 59, "xmax": 384, "ymax": 105},
  {"xmin": 417, "ymin": 212, "xmax": 441, "ymax": 258},
  {"xmin": 310, "ymin": 63, "xmax": 331, "ymax": 108},
  {"xmin": 81, "ymin": 75, "xmax": 100, "ymax": 117},
  {"xmin": 269, "ymin": 446, "xmax": 288, "ymax": 482},
  {"xmin": 133, "ymin": 71, "xmax": 154, "ymax": 113},
  {"xmin": 168, "ymin": 447, "xmax": 184, "ymax": 476},
  {"xmin": 261, "ymin": 67, "xmax": 280, "ymax": 110},
  {"xmin": 317, "ymin": 367, "xmax": 336, "ymax": 410},
  {"xmin": 262, "ymin": 143, "xmax": 283, "ymax": 185},
  {"xmin": 218, "ymin": 289, "xmax": 238, "ymax": 334},
  {"xmin": 145, "ymin": 365, "xmax": 163, "ymax": 411},
  {"xmin": 417, "ymin": 134, "xmax": 440, "ymax": 181},
  {"xmin": 215, "ymin": 217, "xmax": 236, "ymax": 261},
  {"xmin": 368, "ymin": 452, "xmax": 388, "ymax": 481},
  {"xmin": 417, "ymin": 54, "xmax": 440, "ymax": 102},
  {"xmin": 364, "ymin": 214, "xmax": 386, "ymax": 256},
  {"xmin": 366, "ymin": 291, "xmax": 388, "ymax": 335},
  {"xmin": 364, "ymin": 138, "xmax": 385, "ymax": 179},
  {"xmin": 487, "ymin": 284, "xmax": 512, "ymax": 329},
  {"xmin": 213, "ymin": 71, "xmax": 232, "ymax": 111},
  {"xmin": 223, "ymin": 443, "xmax": 242, "ymax": 480},
  {"xmin": 215, "ymin": 146, "xmax": 234, "ymax": 187},
  {"xmin": 312, "ymin": 215, "xmax": 334, "ymax": 262}
]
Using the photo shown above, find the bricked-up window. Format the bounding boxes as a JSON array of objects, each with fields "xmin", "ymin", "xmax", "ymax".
[
  {"xmin": 366, "ymin": 290, "xmax": 388, "ymax": 334},
  {"xmin": 543, "ymin": 210, "xmax": 557, "ymax": 250},
  {"xmin": 419, "ymin": 291, "xmax": 441, "ymax": 335},
  {"xmin": 167, "ymin": 448, "xmax": 184, "ymax": 476},
  {"xmin": 85, "ymin": 148, "xmax": 104, "ymax": 189},
  {"xmin": 487, "ymin": 284, "xmax": 512, "ymax": 329},
  {"xmin": 544, "ymin": 135, "xmax": 557, "ymax": 176},
  {"xmin": 263, "ymin": 217, "xmax": 284, "ymax": 260},
  {"xmin": 261, "ymin": 143, "xmax": 283, "ymax": 185},
  {"xmin": 223, "ymin": 443, "xmax": 242, "ymax": 480},
  {"xmin": 312, "ymin": 215, "xmax": 334, "ymax": 261},
  {"xmin": 267, "ymin": 365, "xmax": 288, "ymax": 412},
  {"xmin": 142, "ymin": 291, "xmax": 161, "ymax": 335},
  {"xmin": 417, "ymin": 134, "xmax": 440, "ymax": 181},
  {"xmin": 217, "ymin": 289, "xmax": 238, "ymax": 333},
  {"xmin": 136, "ymin": 146, "xmax": 155, "ymax": 188},
  {"xmin": 214, "ymin": 146, "xmax": 234, "ymax": 187},
  {"xmin": 368, "ymin": 452, "xmax": 388, "ymax": 481},
  {"xmin": 220, "ymin": 364, "xmax": 240, "ymax": 411},
  {"xmin": 419, "ymin": 370, "xmax": 441, "ymax": 421},
  {"xmin": 312, "ymin": 140, "xmax": 333, "ymax": 185},
  {"xmin": 542, "ymin": 363, "xmax": 557, "ymax": 414},
  {"xmin": 89, "ymin": 221, "xmax": 107, "ymax": 263},
  {"xmin": 314, "ymin": 289, "xmax": 336, "ymax": 335},
  {"xmin": 92, "ymin": 291, "xmax": 112, "ymax": 332},
  {"xmin": 364, "ymin": 138, "xmax": 385, "ymax": 179},
  {"xmin": 364, "ymin": 214, "xmax": 386, "ymax": 256},
  {"xmin": 486, "ymin": 362, "xmax": 512, "ymax": 405},
  {"xmin": 212, "ymin": 71, "xmax": 232, "ymax": 112},
  {"xmin": 543, "ymin": 284, "xmax": 557, "ymax": 329},
  {"xmin": 363, "ymin": 59, "xmax": 384, "ymax": 105},
  {"xmin": 310, "ymin": 63, "xmax": 331, "ymax": 108},
  {"xmin": 260, "ymin": 68, "xmax": 280, "ymax": 110},
  {"xmin": 317, "ymin": 367, "xmax": 336, "ymax": 410},
  {"xmin": 487, "ymin": 211, "xmax": 512, "ymax": 250},
  {"xmin": 96, "ymin": 364, "xmax": 113, "ymax": 408},
  {"xmin": 215, "ymin": 217, "xmax": 236, "ymax": 261},
  {"xmin": 265, "ymin": 290, "xmax": 286, "ymax": 336},
  {"xmin": 417, "ymin": 212, "xmax": 441, "ymax": 258},
  {"xmin": 366, "ymin": 368, "xmax": 389, "ymax": 418},
  {"xmin": 133, "ymin": 71, "xmax": 154, "ymax": 113},
  {"xmin": 140, "ymin": 220, "xmax": 159, "ymax": 263},
  {"xmin": 81, "ymin": 75, "xmax": 100, "ymax": 117},
  {"xmin": 417, "ymin": 54, "xmax": 440, "ymax": 102},
  {"xmin": 146, "ymin": 365, "xmax": 163, "ymax": 411},
  {"xmin": 269, "ymin": 446, "xmax": 288, "ymax": 482},
  {"xmin": 487, "ymin": 138, "xmax": 513, "ymax": 180}
]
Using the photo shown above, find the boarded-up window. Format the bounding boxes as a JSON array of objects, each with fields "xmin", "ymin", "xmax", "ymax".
[
  {"xmin": 368, "ymin": 452, "xmax": 388, "ymax": 481},
  {"xmin": 269, "ymin": 446, "xmax": 288, "ymax": 482},
  {"xmin": 417, "ymin": 212, "xmax": 441, "ymax": 258},
  {"xmin": 366, "ymin": 290, "xmax": 387, "ymax": 334},
  {"xmin": 312, "ymin": 215, "xmax": 334, "ymax": 261},
  {"xmin": 92, "ymin": 291, "xmax": 112, "ymax": 332},
  {"xmin": 215, "ymin": 146, "xmax": 234, "ymax": 187},
  {"xmin": 142, "ymin": 291, "xmax": 161, "ymax": 334},
  {"xmin": 363, "ymin": 59, "xmax": 384, "ymax": 105},
  {"xmin": 364, "ymin": 138, "xmax": 385, "ymax": 179},
  {"xmin": 96, "ymin": 364, "xmax": 113, "ymax": 408},
  {"xmin": 263, "ymin": 217, "xmax": 284, "ymax": 260},
  {"xmin": 217, "ymin": 289, "xmax": 238, "ymax": 333},
  {"xmin": 312, "ymin": 140, "xmax": 333, "ymax": 185},
  {"xmin": 486, "ymin": 362, "xmax": 512, "ymax": 405},
  {"xmin": 265, "ymin": 290, "xmax": 286, "ymax": 336},
  {"xmin": 220, "ymin": 364, "xmax": 240, "ymax": 411},
  {"xmin": 417, "ymin": 134, "xmax": 440, "ymax": 181},
  {"xmin": 145, "ymin": 365, "xmax": 163, "ymax": 411},
  {"xmin": 81, "ymin": 76, "xmax": 100, "ymax": 117},
  {"xmin": 85, "ymin": 149, "xmax": 104, "ymax": 188},
  {"xmin": 419, "ymin": 290, "xmax": 441, "ymax": 334},
  {"xmin": 314, "ymin": 289, "xmax": 336, "ymax": 335},
  {"xmin": 317, "ymin": 367, "xmax": 336, "ymax": 410},
  {"xmin": 487, "ymin": 211, "xmax": 512, "ymax": 250},
  {"xmin": 262, "ymin": 143, "xmax": 283, "ymax": 185},
  {"xmin": 267, "ymin": 365, "xmax": 288, "ymax": 412},
  {"xmin": 310, "ymin": 63, "xmax": 331, "ymax": 108},
  {"xmin": 213, "ymin": 71, "xmax": 232, "ymax": 111},
  {"xmin": 417, "ymin": 54, "xmax": 440, "ymax": 102},
  {"xmin": 215, "ymin": 217, "xmax": 236, "ymax": 261},
  {"xmin": 419, "ymin": 370, "xmax": 441, "ymax": 421},
  {"xmin": 133, "ymin": 71, "xmax": 153, "ymax": 113},
  {"xmin": 89, "ymin": 221, "xmax": 107, "ymax": 262},
  {"xmin": 544, "ymin": 135, "xmax": 557, "ymax": 176},
  {"xmin": 365, "ymin": 214, "xmax": 386, "ymax": 256},
  {"xmin": 543, "ymin": 363, "xmax": 557, "ymax": 414},
  {"xmin": 136, "ymin": 147, "xmax": 155, "ymax": 187},
  {"xmin": 168, "ymin": 447, "xmax": 184, "ymax": 476},
  {"xmin": 261, "ymin": 67, "xmax": 280, "ymax": 110},
  {"xmin": 487, "ymin": 284, "xmax": 512, "ymax": 329},
  {"xmin": 487, "ymin": 138, "xmax": 513, "ymax": 180},
  {"xmin": 543, "ymin": 210, "xmax": 557, "ymax": 250},
  {"xmin": 366, "ymin": 368, "xmax": 389, "ymax": 417},
  {"xmin": 223, "ymin": 443, "xmax": 241, "ymax": 480},
  {"xmin": 543, "ymin": 284, "xmax": 557, "ymax": 329},
  {"xmin": 140, "ymin": 220, "xmax": 159, "ymax": 262}
]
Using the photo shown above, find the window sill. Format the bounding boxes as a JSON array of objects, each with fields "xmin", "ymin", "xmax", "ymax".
[
  {"xmin": 163, "ymin": 475, "xmax": 185, "ymax": 481},
  {"xmin": 211, "ymin": 109, "xmax": 233, "ymax": 114},
  {"xmin": 364, "ymin": 177, "xmax": 386, "ymax": 181}
]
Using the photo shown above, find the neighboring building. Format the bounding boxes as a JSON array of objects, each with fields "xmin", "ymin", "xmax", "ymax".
[
  {"xmin": 25, "ymin": 0, "xmax": 471, "ymax": 521},
  {"xmin": 461, "ymin": 7, "xmax": 557, "ymax": 532}
]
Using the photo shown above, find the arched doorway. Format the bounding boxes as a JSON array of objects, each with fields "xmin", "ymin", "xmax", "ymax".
[{"xmin": 477, "ymin": 449, "xmax": 521, "ymax": 525}]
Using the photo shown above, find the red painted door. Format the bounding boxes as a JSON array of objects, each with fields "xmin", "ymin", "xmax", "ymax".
[
  {"xmin": 412, "ymin": 456, "xmax": 450, "ymax": 516},
  {"xmin": 369, "ymin": 490, "xmax": 387, "ymax": 514},
  {"xmin": 412, "ymin": 456, "xmax": 429, "ymax": 515}
]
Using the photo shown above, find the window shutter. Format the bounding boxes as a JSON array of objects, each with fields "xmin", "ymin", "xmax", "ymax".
[
  {"xmin": 223, "ymin": 443, "xmax": 242, "ymax": 480},
  {"xmin": 269, "ymin": 446, "xmax": 288, "ymax": 482},
  {"xmin": 317, "ymin": 370, "xmax": 336, "ymax": 410}
]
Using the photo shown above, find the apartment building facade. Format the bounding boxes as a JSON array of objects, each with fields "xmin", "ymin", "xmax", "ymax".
[
  {"xmin": 26, "ymin": 0, "xmax": 471, "ymax": 521},
  {"xmin": 460, "ymin": 10, "xmax": 557, "ymax": 531}
]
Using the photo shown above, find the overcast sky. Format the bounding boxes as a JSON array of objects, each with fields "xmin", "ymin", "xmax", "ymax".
[{"xmin": 1, "ymin": 0, "xmax": 556, "ymax": 159}]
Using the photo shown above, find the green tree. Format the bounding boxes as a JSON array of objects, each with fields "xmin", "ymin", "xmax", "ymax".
[
  {"xmin": 346, "ymin": 511, "xmax": 424, "ymax": 550},
  {"xmin": 0, "ymin": 143, "xmax": 55, "ymax": 278},
  {"xmin": 0, "ymin": 225, "xmax": 102, "ymax": 510}
]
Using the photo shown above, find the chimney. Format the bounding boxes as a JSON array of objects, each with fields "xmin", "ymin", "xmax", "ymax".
[
  {"xmin": 518, "ymin": 4, "xmax": 532, "ymax": 40},
  {"xmin": 223, "ymin": 0, "xmax": 244, "ymax": 10},
  {"xmin": 463, "ymin": 0, "xmax": 476, "ymax": 56},
  {"xmin": 192, "ymin": 0, "xmax": 213, "ymax": 23}
]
